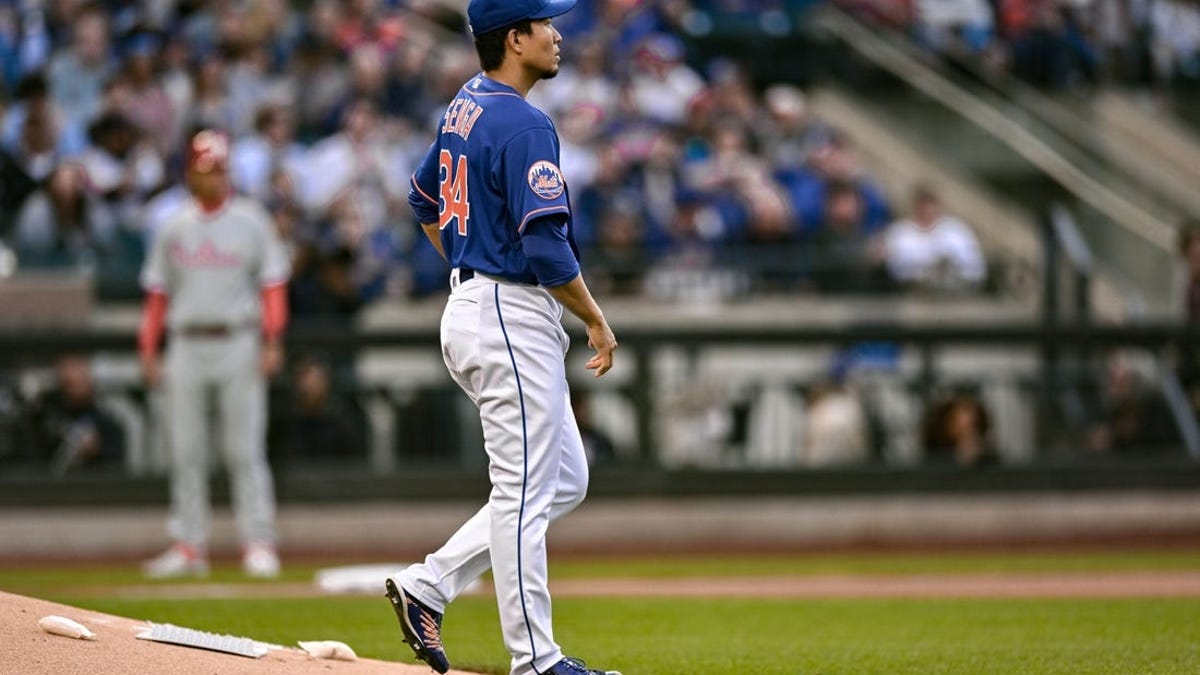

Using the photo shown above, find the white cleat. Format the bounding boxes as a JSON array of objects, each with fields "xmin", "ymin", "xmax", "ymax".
[
  {"xmin": 242, "ymin": 544, "xmax": 281, "ymax": 578},
  {"xmin": 143, "ymin": 544, "xmax": 210, "ymax": 579}
]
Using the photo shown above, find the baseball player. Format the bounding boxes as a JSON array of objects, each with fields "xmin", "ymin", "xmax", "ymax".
[
  {"xmin": 138, "ymin": 128, "xmax": 290, "ymax": 579},
  {"xmin": 384, "ymin": 2, "xmax": 620, "ymax": 675}
]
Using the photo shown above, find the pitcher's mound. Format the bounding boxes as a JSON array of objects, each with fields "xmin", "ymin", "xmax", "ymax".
[{"xmin": 0, "ymin": 590, "xmax": 480, "ymax": 675}]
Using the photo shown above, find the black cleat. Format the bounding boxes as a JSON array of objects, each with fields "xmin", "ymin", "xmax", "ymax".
[
  {"xmin": 546, "ymin": 656, "xmax": 623, "ymax": 675},
  {"xmin": 385, "ymin": 578, "xmax": 450, "ymax": 673}
]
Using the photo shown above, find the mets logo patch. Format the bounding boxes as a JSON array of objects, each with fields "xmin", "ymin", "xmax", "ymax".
[{"xmin": 527, "ymin": 161, "xmax": 565, "ymax": 200}]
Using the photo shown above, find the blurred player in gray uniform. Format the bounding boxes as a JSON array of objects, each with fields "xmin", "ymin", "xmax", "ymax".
[{"xmin": 138, "ymin": 129, "xmax": 291, "ymax": 578}]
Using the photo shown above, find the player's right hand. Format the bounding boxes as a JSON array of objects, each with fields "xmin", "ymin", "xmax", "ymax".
[
  {"xmin": 140, "ymin": 353, "xmax": 163, "ymax": 389},
  {"xmin": 585, "ymin": 321, "xmax": 617, "ymax": 378}
]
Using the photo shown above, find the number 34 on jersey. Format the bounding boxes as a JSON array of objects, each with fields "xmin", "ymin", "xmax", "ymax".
[{"xmin": 438, "ymin": 150, "xmax": 470, "ymax": 236}]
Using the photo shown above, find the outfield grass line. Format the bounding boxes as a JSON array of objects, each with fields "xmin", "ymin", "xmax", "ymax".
[
  {"xmin": 548, "ymin": 570, "xmax": 1200, "ymax": 598},
  {"xmin": 49, "ymin": 569, "xmax": 1200, "ymax": 601}
]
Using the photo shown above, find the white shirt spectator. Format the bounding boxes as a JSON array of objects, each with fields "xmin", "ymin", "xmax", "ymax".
[
  {"xmin": 916, "ymin": 0, "xmax": 993, "ymax": 31},
  {"xmin": 885, "ymin": 213, "xmax": 986, "ymax": 287},
  {"xmin": 1151, "ymin": 0, "xmax": 1200, "ymax": 80},
  {"xmin": 297, "ymin": 130, "xmax": 406, "ymax": 230},
  {"xmin": 628, "ymin": 35, "xmax": 705, "ymax": 126},
  {"xmin": 230, "ymin": 133, "xmax": 307, "ymax": 202}
]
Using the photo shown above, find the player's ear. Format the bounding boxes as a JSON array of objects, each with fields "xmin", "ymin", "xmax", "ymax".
[{"xmin": 508, "ymin": 28, "xmax": 523, "ymax": 54}]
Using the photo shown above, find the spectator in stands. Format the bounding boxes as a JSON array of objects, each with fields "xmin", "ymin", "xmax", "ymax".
[
  {"xmin": 1004, "ymin": 0, "xmax": 1100, "ymax": 90},
  {"xmin": 231, "ymin": 104, "xmax": 307, "ymax": 202},
  {"xmin": 3, "ymin": 74, "xmax": 79, "ymax": 181},
  {"xmin": 645, "ymin": 188, "xmax": 743, "ymax": 302},
  {"xmin": 117, "ymin": 32, "xmax": 177, "ymax": 154},
  {"xmin": 158, "ymin": 33, "xmax": 196, "ymax": 130},
  {"xmin": 322, "ymin": 43, "xmax": 391, "ymax": 132},
  {"xmin": 760, "ymin": 84, "xmax": 829, "ymax": 172},
  {"xmin": 0, "ymin": 3, "xmax": 21, "ymax": 90},
  {"xmin": 809, "ymin": 179, "xmax": 889, "ymax": 292},
  {"xmin": 631, "ymin": 132, "xmax": 686, "ymax": 250},
  {"xmin": 16, "ymin": 354, "xmax": 125, "ymax": 474},
  {"xmin": 1150, "ymin": 0, "xmax": 1200, "ymax": 86},
  {"xmin": 883, "ymin": 184, "xmax": 986, "ymax": 291},
  {"xmin": 13, "ymin": 162, "xmax": 116, "ymax": 267},
  {"xmin": 556, "ymin": 103, "xmax": 605, "ymax": 197},
  {"xmin": 385, "ymin": 26, "xmax": 441, "ymax": 126},
  {"xmin": 1092, "ymin": 0, "xmax": 1155, "ymax": 84},
  {"xmin": 801, "ymin": 380, "xmax": 870, "ymax": 467},
  {"xmin": 270, "ymin": 353, "xmax": 367, "ymax": 466},
  {"xmin": 685, "ymin": 116, "xmax": 795, "ymax": 247},
  {"xmin": 289, "ymin": 193, "xmax": 381, "ymax": 326},
  {"xmin": 574, "ymin": 144, "xmax": 630, "ymax": 250},
  {"xmin": 290, "ymin": 30, "xmax": 352, "ymax": 140},
  {"xmin": 922, "ymin": 388, "xmax": 995, "ymax": 467},
  {"xmin": 0, "ymin": 0, "xmax": 50, "ymax": 83},
  {"xmin": 225, "ymin": 43, "xmax": 284, "ymax": 139},
  {"xmin": 777, "ymin": 130, "xmax": 891, "ymax": 239},
  {"xmin": 587, "ymin": 198, "xmax": 650, "ymax": 297},
  {"xmin": 179, "ymin": 49, "xmax": 237, "ymax": 138},
  {"xmin": 46, "ymin": 6, "xmax": 113, "ymax": 139},
  {"xmin": 298, "ymin": 98, "xmax": 405, "ymax": 239},
  {"xmin": 700, "ymin": 58, "xmax": 761, "ymax": 131},
  {"xmin": 627, "ymin": 33, "xmax": 705, "ymax": 126},
  {"xmin": 241, "ymin": 0, "xmax": 305, "ymax": 65},
  {"xmin": 528, "ymin": 37, "xmax": 618, "ymax": 121},
  {"xmin": 77, "ymin": 111, "xmax": 165, "ymax": 228},
  {"xmin": 1084, "ymin": 352, "xmax": 1181, "ymax": 457},
  {"xmin": 912, "ymin": 0, "xmax": 995, "ymax": 55},
  {"xmin": 330, "ymin": 0, "xmax": 406, "ymax": 54}
]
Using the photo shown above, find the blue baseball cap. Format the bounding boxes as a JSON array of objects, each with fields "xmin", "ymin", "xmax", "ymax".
[{"xmin": 467, "ymin": 0, "xmax": 578, "ymax": 36}]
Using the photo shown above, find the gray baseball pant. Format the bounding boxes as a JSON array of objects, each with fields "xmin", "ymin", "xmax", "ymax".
[{"xmin": 164, "ymin": 328, "xmax": 276, "ymax": 550}]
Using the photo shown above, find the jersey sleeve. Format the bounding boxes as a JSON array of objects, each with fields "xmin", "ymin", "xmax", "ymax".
[
  {"xmin": 408, "ymin": 140, "xmax": 441, "ymax": 226},
  {"xmin": 256, "ymin": 206, "xmax": 290, "ymax": 286},
  {"xmin": 500, "ymin": 127, "xmax": 570, "ymax": 234},
  {"xmin": 140, "ymin": 220, "xmax": 171, "ymax": 292}
]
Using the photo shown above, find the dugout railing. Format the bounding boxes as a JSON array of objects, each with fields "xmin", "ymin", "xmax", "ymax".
[{"xmin": 1, "ymin": 321, "xmax": 1200, "ymax": 506}]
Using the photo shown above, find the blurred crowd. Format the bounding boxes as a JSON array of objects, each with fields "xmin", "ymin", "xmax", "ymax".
[
  {"xmin": 841, "ymin": 0, "xmax": 1200, "ymax": 91},
  {"xmin": 0, "ymin": 0, "xmax": 1192, "ymax": 475},
  {"xmin": 0, "ymin": 0, "xmax": 997, "ymax": 316}
]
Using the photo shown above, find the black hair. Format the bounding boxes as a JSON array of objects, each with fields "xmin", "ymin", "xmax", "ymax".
[
  {"xmin": 14, "ymin": 73, "xmax": 49, "ymax": 101},
  {"xmin": 474, "ymin": 19, "xmax": 534, "ymax": 72},
  {"xmin": 87, "ymin": 112, "xmax": 137, "ymax": 145}
]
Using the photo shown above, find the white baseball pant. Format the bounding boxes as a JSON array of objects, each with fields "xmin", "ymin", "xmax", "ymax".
[{"xmin": 397, "ymin": 272, "xmax": 589, "ymax": 675}]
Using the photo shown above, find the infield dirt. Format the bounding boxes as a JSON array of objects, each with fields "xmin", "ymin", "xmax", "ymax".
[{"xmin": 1, "ymin": 590, "xmax": 480, "ymax": 675}]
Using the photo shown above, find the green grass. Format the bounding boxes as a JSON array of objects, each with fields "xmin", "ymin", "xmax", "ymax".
[
  {"xmin": 0, "ymin": 565, "xmax": 314, "ymax": 596},
  {"xmin": 48, "ymin": 595, "xmax": 1200, "ymax": 675},
  {"xmin": 4, "ymin": 547, "xmax": 1200, "ymax": 596},
  {"xmin": 4, "ymin": 549, "xmax": 1200, "ymax": 674},
  {"xmin": 545, "ymin": 549, "xmax": 1200, "ymax": 579}
]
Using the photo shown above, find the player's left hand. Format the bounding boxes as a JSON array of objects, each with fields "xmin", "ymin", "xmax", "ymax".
[
  {"xmin": 585, "ymin": 321, "xmax": 617, "ymax": 378},
  {"xmin": 261, "ymin": 340, "xmax": 284, "ymax": 377}
]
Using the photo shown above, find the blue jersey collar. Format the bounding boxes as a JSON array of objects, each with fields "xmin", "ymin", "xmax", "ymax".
[{"xmin": 469, "ymin": 73, "xmax": 523, "ymax": 97}]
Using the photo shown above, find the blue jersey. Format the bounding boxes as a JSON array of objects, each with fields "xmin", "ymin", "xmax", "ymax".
[{"xmin": 408, "ymin": 73, "xmax": 578, "ymax": 285}]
